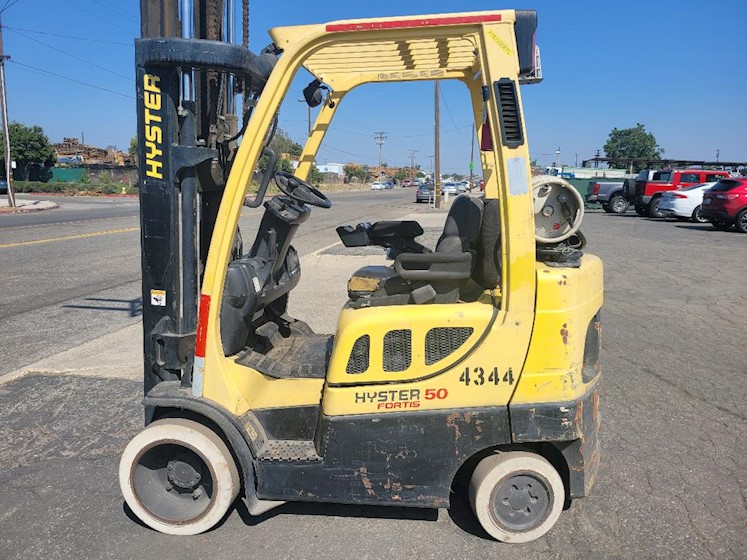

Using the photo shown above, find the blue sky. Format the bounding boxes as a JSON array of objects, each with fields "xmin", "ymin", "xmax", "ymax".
[{"xmin": 3, "ymin": 0, "xmax": 746, "ymax": 174}]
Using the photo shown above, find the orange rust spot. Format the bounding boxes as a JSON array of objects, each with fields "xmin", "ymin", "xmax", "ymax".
[{"xmin": 560, "ymin": 323, "xmax": 569, "ymax": 345}]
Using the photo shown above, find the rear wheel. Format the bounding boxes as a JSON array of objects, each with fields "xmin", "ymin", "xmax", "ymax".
[
  {"xmin": 601, "ymin": 203, "xmax": 612, "ymax": 213},
  {"xmin": 735, "ymin": 209, "xmax": 747, "ymax": 233},
  {"xmin": 607, "ymin": 194, "xmax": 629, "ymax": 214},
  {"xmin": 634, "ymin": 204, "xmax": 648, "ymax": 216},
  {"xmin": 469, "ymin": 451, "xmax": 564, "ymax": 543},
  {"xmin": 691, "ymin": 205, "xmax": 708, "ymax": 223},
  {"xmin": 648, "ymin": 196, "xmax": 665, "ymax": 218},
  {"xmin": 119, "ymin": 418, "xmax": 240, "ymax": 535}
]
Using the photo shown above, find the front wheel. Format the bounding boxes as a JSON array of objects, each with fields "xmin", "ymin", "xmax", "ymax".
[
  {"xmin": 691, "ymin": 205, "xmax": 708, "ymax": 223},
  {"xmin": 119, "ymin": 418, "xmax": 240, "ymax": 535},
  {"xmin": 634, "ymin": 204, "xmax": 648, "ymax": 216},
  {"xmin": 469, "ymin": 451, "xmax": 565, "ymax": 543}
]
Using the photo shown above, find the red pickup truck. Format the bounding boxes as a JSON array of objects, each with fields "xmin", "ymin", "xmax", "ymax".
[{"xmin": 635, "ymin": 169, "xmax": 730, "ymax": 217}]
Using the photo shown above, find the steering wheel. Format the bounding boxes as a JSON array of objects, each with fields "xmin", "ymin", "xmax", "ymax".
[{"xmin": 274, "ymin": 171, "xmax": 332, "ymax": 209}]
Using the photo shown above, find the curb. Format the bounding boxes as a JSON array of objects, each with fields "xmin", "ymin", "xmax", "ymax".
[{"xmin": 0, "ymin": 201, "xmax": 59, "ymax": 214}]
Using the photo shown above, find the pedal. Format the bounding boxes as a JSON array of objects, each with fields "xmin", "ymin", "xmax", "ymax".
[{"xmin": 258, "ymin": 439, "xmax": 322, "ymax": 463}]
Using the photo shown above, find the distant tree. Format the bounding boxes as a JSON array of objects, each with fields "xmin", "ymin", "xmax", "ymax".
[
  {"xmin": 394, "ymin": 169, "xmax": 407, "ymax": 181},
  {"xmin": 269, "ymin": 128, "xmax": 303, "ymax": 157},
  {"xmin": 415, "ymin": 171, "xmax": 425, "ymax": 178},
  {"xmin": 1, "ymin": 122, "xmax": 56, "ymax": 180},
  {"xmin": 604, "ymin": 124, "xmax": 663, "ymax": 171},
  {"xmin": 344, "ymin": 164, "xmax": 368, "ymax": 182},
  {"xmin": 277, "ymin": 158, "xmax": 294, "ymax": 173},
  {"xmin": 129, "ymin": 136, "xmax": 138, "ymax": 156},
  {"xmin": 310, "ymin": 163, "xmax": 323, "ymax": 185},
  {"xmin": 259, "ymin": 128, "xmax": 303, "ymax": 172}
]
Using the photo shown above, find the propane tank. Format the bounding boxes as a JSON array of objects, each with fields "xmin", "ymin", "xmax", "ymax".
[{"xmin": 532, "ymin": 175, "xmax": 585, "ymax": 243}]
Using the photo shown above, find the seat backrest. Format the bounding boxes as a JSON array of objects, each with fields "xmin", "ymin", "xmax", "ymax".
[
  {"xmin": 435, "ymin": 195, "xmax": 484, "ymax": 254},
  {"xmin": 473, "ymin": 198, "xmax": 501, "ymax": 289}
]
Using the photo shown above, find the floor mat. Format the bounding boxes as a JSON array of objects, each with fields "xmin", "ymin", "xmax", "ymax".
[{"xmin": 236, "ymin": 333, "xmax": 333, "ymax": 379}]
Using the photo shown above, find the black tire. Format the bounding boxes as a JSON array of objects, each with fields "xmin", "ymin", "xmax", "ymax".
[
  {"xmin": 735, "ymin": 209, "xmax": 747, "ymax": 233},
  {"xmin": 602, "ymin": 203, "xmax": 613, "ymax": 213},
  {"xmin": 634, "ymin": 204, "xmax": 647, "ymax": 216},
  {"xmin": 691, "ymin": 205, "xmax": 708, "ymax": 223},
  {"xmin": 648, "ymin": 196, "xmax": 665, "ymax": 218},
  {"xmin": 608, "ymin": 194, "xmax": 629, "ymax": 214}
]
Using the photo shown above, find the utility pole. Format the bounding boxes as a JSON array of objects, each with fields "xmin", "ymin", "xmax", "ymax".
[
  {"xmin": 716, "ymin": 149, "xmax": 720, "ymax": 163},
  {"xmin": 374, "ymin": 131, "xmax": 386, "ymax": 176},
  {"xmin": 434, "ymin": 80, "xmax": 441, "ymax": 209},
  {"xmin": 594, "ymin": 149, "xmax": 600, "ymax": 169},
  {"xmin": 0, "ymin": 14, "xmax": 15, "ymax": 207},
  {"xmin": 468, "ymin": 122, "xmax": 475, "ymax": 192},
  {"xmin": 408, "ymin": 149, "xmax": 418, "ymax": 182}
]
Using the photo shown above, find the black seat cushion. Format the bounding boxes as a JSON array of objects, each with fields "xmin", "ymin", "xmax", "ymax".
[
  {"xmin": 473, "ymin": 198, "xmax": 501, "ymax": 289},
  {"xmin": 435, "ymin": 195, "xmax": 484, "ymax": 254}
]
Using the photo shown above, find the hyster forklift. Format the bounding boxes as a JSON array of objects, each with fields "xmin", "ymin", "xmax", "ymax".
[{"xmin": 121, "ymin": 1, "xmax": 603, "ymax": 543}]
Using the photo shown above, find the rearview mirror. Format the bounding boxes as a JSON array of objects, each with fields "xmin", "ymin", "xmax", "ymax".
[{"xmin": 303, "ymin": 79, "xmax": 325, "ymax": 108}]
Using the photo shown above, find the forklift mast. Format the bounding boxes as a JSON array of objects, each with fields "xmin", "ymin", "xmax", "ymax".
[{"xmin": 136, "ymin": 0, "xmax": 276, "ymax": 394}]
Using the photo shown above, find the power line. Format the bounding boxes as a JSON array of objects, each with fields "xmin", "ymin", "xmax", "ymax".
[
  {"xmin": 9, "ymin": 60, "xmax": 134, "ymax": 99},
  {"xmin": 438, "ymin": 83, "xmax": 469, "ymax": 140},
  {"xmin": 90, "ymin": 0, "xmax": 138, "ymax": 23},
  {"xmin": 7, "ymin": 28, "xmax": 133, "ymax": 81},
  {"xmin": 60, "ymin": 0, "xmax": 137, "ymax": 36},
  {"xmin": 3, "ymin": 25, "xmax": 132, "ymax": 46},
  {"xmin": 0, "ymin": 0, "xmax": 21, "ymax": 14}
]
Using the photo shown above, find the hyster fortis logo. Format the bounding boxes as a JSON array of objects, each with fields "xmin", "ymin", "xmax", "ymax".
[{"xmin": 143, "ymin": 74, "xmax": 163, "ymax": 180}]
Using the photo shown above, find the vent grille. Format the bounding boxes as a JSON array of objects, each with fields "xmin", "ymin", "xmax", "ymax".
[
  {"xmin": 383, "ymin": 329, "xmax": 412, "ymax": 372},
  {"xmin": 425, "ymin": 327, "xmax": 473, "ymax": 365},
  {"xmin": 346, "ymin": 335, "xmax": 370, "ymax": 374},
  {"xmin": 494, "ymin": 79, "xmax": 524, "ymax": 148}
]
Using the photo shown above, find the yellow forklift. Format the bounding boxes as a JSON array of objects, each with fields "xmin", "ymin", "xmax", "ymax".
[{"xmin": 121, "ymin": 2, "xmax": 602, "ymax": 543}]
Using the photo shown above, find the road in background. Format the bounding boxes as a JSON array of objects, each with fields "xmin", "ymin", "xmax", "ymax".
[
  {"xmin": 0, "ymin": 189, "xmax": 416, "ymax": 376},
  {"xmin": 0, "ymin": 201, "xmax": 745, "ymax": 559}
]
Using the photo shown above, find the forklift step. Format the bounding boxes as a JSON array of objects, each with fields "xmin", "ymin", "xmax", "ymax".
[{"xmin": 258, "ymin": 439, "xmax": 322, "ymax": 463}]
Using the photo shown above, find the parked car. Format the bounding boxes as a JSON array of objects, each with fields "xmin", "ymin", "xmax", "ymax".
[
  {"xmin": 0, "ymin": 180, "xmax": 7, "ymax": 195},
  {"xmin": 622, "ymin": 169, "xmax": 657, "ymax": 215},
  {"xmin": 587, "ymin": 181, "xmax": 627, "ymax": 213},
  {"xmin": 658, "ymin": 182, "xmax": 716, "ymax": 223},
  {"xmin": 384, "ymin": 181, "xmax": 394, "ymax": 190},
  {"xmin": 631, "ymin": 169, "xmax": 729, "ymax": 218},
  {"xmin": 370, "ymin": 181, "xmax": 386, "ymax": 190},
  {"xmin": 415, "ymin": 184, "xmax": 433, "ymax": 203},
  {"xmin": 700, "ymin": 177, "xmax": 747, "ymax": 232},
  {"xmin": 402, "ymin": 179, "xmax": 412, "ymax": 187},
  {"xmin": 442, "ymin": 182, "xmax": 458, "ymax": 195},
  {"xmin": 458, "ymin": 181, "xmax": 469, "ymax": 193}
]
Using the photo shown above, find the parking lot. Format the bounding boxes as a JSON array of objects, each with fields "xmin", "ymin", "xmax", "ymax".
[{"xmin": 0, "ymin": 193, "xmax": 745, "ymax": 559}]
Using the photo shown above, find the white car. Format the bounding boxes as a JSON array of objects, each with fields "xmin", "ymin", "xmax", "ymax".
[
  {"xmin": 658, "ymin": 182, "xmax": 716, "ymax": 223},
  {"xmin": 370, "ymin": 181, "xmax": 385, "ymax": 190}
]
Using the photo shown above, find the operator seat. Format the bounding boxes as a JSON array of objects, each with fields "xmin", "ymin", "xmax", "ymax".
[{"xmin": 347, "ymin": 195, "xmax": 501, "ymax": 307}]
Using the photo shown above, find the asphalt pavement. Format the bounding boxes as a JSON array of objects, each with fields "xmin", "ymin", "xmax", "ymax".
[{"xmin": 0, "ymin": 192, "xmax": 745, "ymax": 559}]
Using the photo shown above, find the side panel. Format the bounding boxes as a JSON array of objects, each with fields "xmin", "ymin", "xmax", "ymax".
[{"xmin": 256, "ymin": 408, "xmax": 511, "ymax": 506}]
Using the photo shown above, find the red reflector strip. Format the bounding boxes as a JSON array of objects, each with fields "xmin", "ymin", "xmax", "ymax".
[
  {"xmin": 195, "ymin": 293, "xmax": 211, "ymax": 358},
  {"xmin": 326, "ymin": 14, "xmax": 501, "ymax": 33}
]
